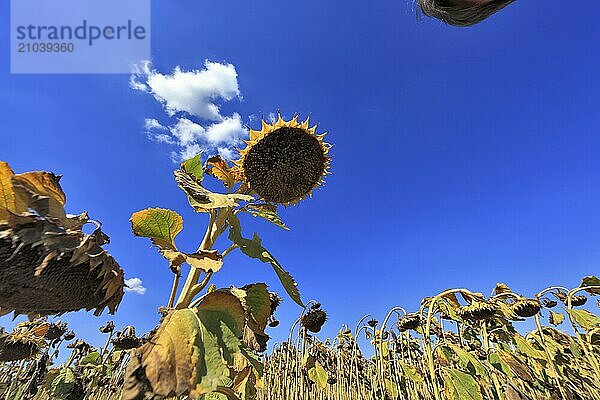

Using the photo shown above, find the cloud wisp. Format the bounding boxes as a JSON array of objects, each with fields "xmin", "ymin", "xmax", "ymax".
[
  {"xmin": 124, "ymin": 277, "xmax": 147, "ymax": 295},
  {"xmin": 131, "ymin": 60, "xmax": 248, "ymax": 162}
]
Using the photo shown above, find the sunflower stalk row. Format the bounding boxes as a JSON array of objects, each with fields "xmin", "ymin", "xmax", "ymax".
[
  {"xmin": 1, "ymin": 278, "xmax": 599, "ymax": 399},
  {"xmin": 259, "ymin": 279, "xmax": 600, "ymax": 400}
]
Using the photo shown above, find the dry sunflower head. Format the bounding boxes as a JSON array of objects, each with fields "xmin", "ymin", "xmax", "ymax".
[
  {"xmin": 571, "ymin": 294, "xmax": 588, "ymax": 307},
  {"xmin": 100, "ymin": 321, "xmax": 115, "ymax": 334},
  {"xmin": 458, "ymin": 300, "xmax": 497, "ymax": 321},
  {"xmin": 511, "ymin": 298, "xmax": 541, "ymax": 318},
  {"xmin": 553, "ymin": 290, "xmax": 587, "ymax": 307},
  {"xmin": 541, "ymin": 298, "xmax": 558, "ymax": 308},
  {"xmin": 301, "ymin": 308, "xmax": 328, "ymax": 333},
  {"xmin": 44, "ymin": 321, "xmax": 68, "ymax": 340},
  {"xmin": 236, "ymin": 114, "xmax": 331, "ymax": 205},
  {"xmin": 0, "ymin": 325, "xmax": 47, "ymax": 362},
  {"xmin": 112, "ymin": 326, "xmax": 142, "ymax": 350},
  {"xmin": 0, "ymin": 162, "xmax": 125, "ymax": 317},
  {"xmin": 367, "ymin": 318, "xmax": 379, "ymax": 328},
  {"xmin": 397, "ymin": 313, "xmax": 421, "ymax": 332},
  {"xmin": 66, "ymin": 339, "xmax": 91, "ymax": 353},
  {"xmin": 0, "ymin": 217, "xmax": 125, "ymax": 316}
]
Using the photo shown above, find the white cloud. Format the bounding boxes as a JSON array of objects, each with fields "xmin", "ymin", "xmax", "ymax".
[
  {"xmin": 124, "ymin": 278, "xmax": 146, "ymax": 295},
  {"xmin": 131, "ymin": 60, "xmax": 240, "ymax": 121},
  {"xmin": 145, "ymin": 118, "xmax": 175, "ymax": 144},
  {"xmin": 203, "ymin": 113, "xmax": 246, "ymax": 145},
  {"xmin": 133, "ymin": 60, "xmax": 248, "ymax": 163},
  {"xmin": 171, "ymin": 118, "xmax": 206, "ymax": 146},
  {"xmin": 218, "ymin": 147, "xmax": 237, "ymax": 161},
  {"xmin": 144, "ymin": 118, "xmax": 166, "ymax": 131}
]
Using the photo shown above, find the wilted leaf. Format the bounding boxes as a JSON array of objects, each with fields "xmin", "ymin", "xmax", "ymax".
[
  {"xmin": 580, "ymin": 276, "xmax": 600, "ymax": 295},
  {"xmin": 231, "ymin": 284, "xmax": 272, "ymax": 352},
  {"xmin": 497, "ymin": 350, "xmax": 534, "ymax": 382},
  {"xmin": 51, "ymin": 367, "xmax": 76, "ymax": 398},
  {"xmin": 505, "ymin": 383, "xmax": 528, "ymax": 400},
  {"xmin": 234, "ymin": 284, "xmax": 271, "ymax": 330},
  {"xmin": 227, "ymin": 214, "xmax": 303, "ymax": 307},
  {"xmin": 497, "ymin": 302, "xmax": 524, "ymax": 321},
  {"xmin": 161, "ymin": 250, "xmax": 223, "ymax": 273},
  {"xmin": 448, "ymin": 344, "xmax": 488, "ymax": 378},
  {"xmin": 175, "ymin": 169, "xmax": 253, "ymax": 212},
  {"xmin": 123, "ymin": 292, "xmax": 246, "ymax": 399},
  {"xmin": 231, "ymin": 365, "xmax": 257, "ymax": 400},
  {"xmin": 244, "ymin": 204, "xmax": 289, "ymax": 230},
  {"xmin": 206, "ymin": 155, "xmax": 237, "ymax": 189},
  {"xmin": 181, "ymin": 153, "xmax": 204, "ymax": 182},
  {"xmin": 131, "ymin": 208, "xmax": 183, "ymax": 250},
  {"xmin": 494, "ymin": 283, "xmax": 512, "ymax": 295},
  {"xmin": 442, "ymin": 368, "xmax": 482, "ymax": 400},
  {"xmin": 459, "ymin": 291, "xmax": 485, "ymax": 304},
  {"xmin": 385, "ymin": 378, "xmax": 399, "ymax": 398},
  {"xmin": 549, "ymin": 311, "xmax": 565, "ymax": 326},
  {"xmin": 513, "ymin": 334, "xmax": 545, "ymax": 361},
  {"xmin": 0, "ymin": 161, "xmax": 27, "ymax": 214},
  {"xmin": 13, "ymin": 171, "xmax": 66, "ymax": 206},
  {"xmin": 398, "ymin": 361, "xmax": 424, "ymax": 384},
  {"xmin": 307, "ymin": 361, "xmax": 328, "ymax": 390},
  {"xmin": 80, "ymin": 351, "xmax": 102, "ymax": 366},
  {"xmin": 488, "ymin": 352, "xmax": 514, "ymax": 378},
  {"xmin": 567, "ymin": 308, "xmax": 600, "ymax": 331}
]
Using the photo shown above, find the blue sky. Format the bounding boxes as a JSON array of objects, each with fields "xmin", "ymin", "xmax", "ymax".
[{"xmin": 1, "ymin": 0, "xmax": 599, "ymax": 349}]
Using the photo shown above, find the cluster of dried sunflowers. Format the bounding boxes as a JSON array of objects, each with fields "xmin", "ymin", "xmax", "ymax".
[{"xmin": 0, "ymin": 161, "xmax": 125, "ymax": 317}]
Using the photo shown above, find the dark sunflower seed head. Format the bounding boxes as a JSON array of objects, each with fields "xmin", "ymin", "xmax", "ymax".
[
  {"xmin": 242, "ymin": 127, "xmax": 327, "ymax": 204},
  {"xmin": 301, "ymin": 309, "xmax": 328, "ymax": 333}
]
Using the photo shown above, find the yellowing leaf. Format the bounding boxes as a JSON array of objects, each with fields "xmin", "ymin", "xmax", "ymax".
[
  {"xmin": 567, "ymin": 308, "xmax": 600, "ymax": 331},
  {"xmin": 185, "ymin": 254, "xmax": 223, "ymax": 273},
  {"xmin": 442, "ymin": 368, "xmax": 482, "ymax": 400},
  {"xmin": 123, "ymin": 293, "xmax": 245, "ymax": 399},
  {"xmin": 13, "ymin": 171, "xmax": 66, "ymax": 206},
  {"xmin": 549, "ymin": 311, "xmax": 565, "ymax": 326},
  {"xmin": 399, "ymin": 361, "xmax": 424, "ymax": 384},
  {"xmin": 385, "ymin": 379, "xmax": 399, "ymax": 398},
  {"xmin": 0, "ymin": 161, "xmax": 26, "ymax": 214},
  {"xmin": 307, "ymin": 361, "xmax": 328, "ymax": 390},
  {"xmin": 161, "ymin": 250, "xmax": 223, "ymax": 273},
  {"xmin": 206, "ymin": 155, "xmax": 237, "ymax": 189},
  {"xmin": 131, "ymin": 208, "xmax": 183, "ymax": 250},
  {"xmin": 448, "ymin": 344, "xmax": 488, "ymax": 378},
  {"xmin": 513, "ymin": 334, "xmax": 545, "ymax": 360}
]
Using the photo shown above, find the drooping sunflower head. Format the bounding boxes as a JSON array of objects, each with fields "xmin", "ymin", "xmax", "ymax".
[
  {"xmin": 397, "ymin": 313, "xmax": 421, "ymax": 332},
  {"xmin": 458, "ymin": 300, "xmax": 498, "ymax": 321},
  {"xmin": 236, "ymin": 114, "xmax": 331, "ymax": 205},
  {"xmin": 301, "ymin": 308, "xmax": 328, "ymax": 333},
  {"xmin": 511, "ymin": 298, "xmax": 541, "ymax": 318},
  {"xmin": 0, "ymin": 323, "xmax": 47, "ymax": 362}
]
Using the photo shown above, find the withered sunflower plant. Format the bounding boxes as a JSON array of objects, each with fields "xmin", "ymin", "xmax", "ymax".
[
  {"xmin": 0, "ymin": 161, "xmax": 125, "ymax": 317},
  {"xmin": 124, "ymin": 113, "xmax": 332, "ymax": 400}
]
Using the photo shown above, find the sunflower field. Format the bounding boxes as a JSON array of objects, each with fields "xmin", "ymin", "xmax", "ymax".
[{"xmin": 1, "ymin": 115, "xmax": 599, "ymax": 400}]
